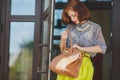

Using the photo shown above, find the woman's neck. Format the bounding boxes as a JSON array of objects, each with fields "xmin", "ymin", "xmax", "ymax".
[
  {"xmin": 74, "ymin": 20, "xmax": 87, "ymax": 25},
  {"xmin": 79, "ymin": 20, "xmax": 87, "ymax": 24}
]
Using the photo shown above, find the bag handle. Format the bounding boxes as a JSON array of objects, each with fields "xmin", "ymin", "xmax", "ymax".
[{"xmin": 64, "ymin": 29, "xmax": 73, "ymax": 54}]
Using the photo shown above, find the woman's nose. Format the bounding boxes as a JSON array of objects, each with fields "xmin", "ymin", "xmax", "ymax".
[{"xmin": 71, "ymin": 17, "xmax": 75, "ymax": 21}]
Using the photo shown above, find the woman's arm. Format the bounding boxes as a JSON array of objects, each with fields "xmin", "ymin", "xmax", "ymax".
[
  {"xmin": 60, "ymin": 30, "xmax": 68, "ymax": 51},
  {"xmin": 60, "ymin": 37, "xmax": 67, "ymax": 51},
  {"xmin": 73, "ymin": 44, "xmax": 102, "ymax": 53}
]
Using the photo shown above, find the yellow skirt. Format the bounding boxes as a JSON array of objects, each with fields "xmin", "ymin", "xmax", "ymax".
[{"xmin": 56, "ymin": 53, "xmax": 94, "ymax": 80}]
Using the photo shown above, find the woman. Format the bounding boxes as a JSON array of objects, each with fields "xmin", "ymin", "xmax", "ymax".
[{"xmin": 57, "ymin": 0, "xmax": 107, "ymax": 80}]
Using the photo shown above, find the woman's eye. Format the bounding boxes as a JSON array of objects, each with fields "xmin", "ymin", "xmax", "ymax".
[{"xmin": 68, "ymin": 14, "xmax": 76, "ymax": 18}]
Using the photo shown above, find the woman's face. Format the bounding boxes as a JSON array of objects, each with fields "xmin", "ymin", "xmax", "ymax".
[{"xmin": 67, "ymin": 10, "xmax": 80, "ymax": 24}]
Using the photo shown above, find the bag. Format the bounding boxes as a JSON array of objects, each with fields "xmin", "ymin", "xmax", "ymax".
[
  {"xmin": 49, "ymin": 30, "xmax": 83, "ymax": 78},
  {"xmin": 49, "ymin": 48, "xmax": 82, "ymax": 78}
]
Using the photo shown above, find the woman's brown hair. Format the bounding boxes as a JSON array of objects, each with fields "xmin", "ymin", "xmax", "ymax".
[{"xmin": 62, "ymin": 0, "xmax": 90, "ymax": 25}]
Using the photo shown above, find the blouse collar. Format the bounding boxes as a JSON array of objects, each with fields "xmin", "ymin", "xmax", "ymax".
[
  {"xmin": 75, "ymin": 20, "xmax": 90, "ymax": 31},
  {"xmin": 76, "ymin": 20, "xmax": 89, "ymax": 27}
]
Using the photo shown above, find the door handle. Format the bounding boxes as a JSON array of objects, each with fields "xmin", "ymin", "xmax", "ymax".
[{"xmin": 37, "ymin": 67, "xmax": 47, "ymax": 73}]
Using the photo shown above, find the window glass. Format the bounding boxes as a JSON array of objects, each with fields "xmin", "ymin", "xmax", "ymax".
[
  {"xmin": 11, "ymin": 0, "xmax": 35, "ymax": 15},
  {"xmin": 44, "ymin": 0, "xmax": 50, "ymax": 11},
  {"xmin": 54, "ymin": 28, "xmax": 65, "ymax": 36},
  {"xmin": 54, "ymin": 9, "xmax": 65, "ymax": 44},
  {"xmin": 54, "ymin": 10, "xmax": 63, "ymax": 26},
  {"xmin": 53, "ymin": 28, "xmax": 65, "ymax": 44},
  {"xmin": 55, "ymin": 0, "xmax": 68, "ymax": 3},
  {"xmin": 9, "ymin": 22, "xmax": 35, "ymax": 80}
]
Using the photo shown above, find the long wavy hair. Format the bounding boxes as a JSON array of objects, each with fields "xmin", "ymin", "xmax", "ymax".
[{"xmin": 62, "ymin": 0, "xmax": 90, "ymax": 25}]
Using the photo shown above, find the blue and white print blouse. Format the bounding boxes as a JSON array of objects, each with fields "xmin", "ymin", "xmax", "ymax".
[{"xmin": 66, "ymin": 20, "xmax": 107, "ymax": 57}]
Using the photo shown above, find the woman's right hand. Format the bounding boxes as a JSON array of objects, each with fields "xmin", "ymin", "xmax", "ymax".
[{"xmin": 61, "ymin": 30, "xmax": 68, "ymax": 39}]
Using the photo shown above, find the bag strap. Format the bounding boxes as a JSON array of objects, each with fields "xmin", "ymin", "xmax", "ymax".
[{"xmin": 64, "ymin": 29, "xmax": 73, "ymax": 53}]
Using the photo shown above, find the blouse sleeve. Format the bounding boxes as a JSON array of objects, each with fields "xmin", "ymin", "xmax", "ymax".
[{"xmin": 93, "ymin": 25, "xmax": 107, "ymax": 54}]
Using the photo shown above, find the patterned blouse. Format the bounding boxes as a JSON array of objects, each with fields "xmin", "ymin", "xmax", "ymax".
[{"xmin": 66, "ymin": 20, "xmax": 107, "ymax": 57}]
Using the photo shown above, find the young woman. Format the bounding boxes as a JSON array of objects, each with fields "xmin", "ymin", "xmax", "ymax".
[{"xmin": 57, "ymin": 0, "xmax": 107, "ymax": 80}]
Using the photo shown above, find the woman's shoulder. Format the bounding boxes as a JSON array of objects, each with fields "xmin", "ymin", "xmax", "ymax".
[{"xmin": 88, "ymin": 20, "xmax": 102, "ymax": 30}]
